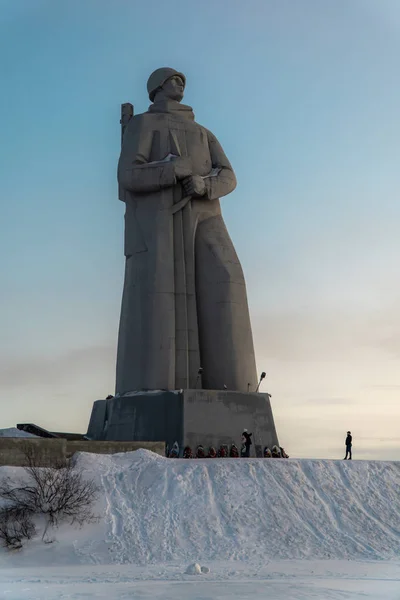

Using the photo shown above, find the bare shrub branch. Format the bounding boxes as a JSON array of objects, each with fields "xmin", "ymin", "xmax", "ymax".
[
  {"xmin": 0, "ymin": 443, "xmax": 99, "ymax": 549},
  {"xmin": 0, "ymin": 507, "xmax": 36, "ymax": 549}
]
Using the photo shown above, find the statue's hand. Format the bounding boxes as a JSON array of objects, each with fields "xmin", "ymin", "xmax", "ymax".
[
  {"xmin": 182, "ymin": 175, "xmax": 206, "ymax": 198},
  {"xmin": 173, "ymin": 157, "xmax": 192, "ymax": 180}
]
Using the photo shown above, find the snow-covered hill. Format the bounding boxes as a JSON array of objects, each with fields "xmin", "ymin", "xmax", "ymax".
[{"xmin": 1, "ymin": 450, "xmax": 399, "ymax": 568}]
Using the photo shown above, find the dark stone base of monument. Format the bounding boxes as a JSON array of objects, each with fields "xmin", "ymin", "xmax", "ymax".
[{"xmin": 86, "ymin": 390, "xmax": 279, "ymax": 457}]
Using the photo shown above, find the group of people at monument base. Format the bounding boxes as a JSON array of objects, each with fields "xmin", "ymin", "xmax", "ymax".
[{"xmin": 168, "ymin": 429, "xmax": 289, "ymax": 459}]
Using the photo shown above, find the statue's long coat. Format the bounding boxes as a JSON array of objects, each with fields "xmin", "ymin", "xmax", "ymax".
[{"xmin": 116, "ymin": 100, "xmax": 257, "ymax": 394}]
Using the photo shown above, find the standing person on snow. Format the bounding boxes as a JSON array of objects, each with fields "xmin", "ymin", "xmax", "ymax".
[
  {"xmin": 344, "ymin": 431, "xmax": 352, "ymax": 460},
  {"xmin": 241, "ymin": 429, "xmax": 252, "ymax": 457}
]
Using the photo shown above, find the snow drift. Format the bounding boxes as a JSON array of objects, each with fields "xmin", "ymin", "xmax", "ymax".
[
  {"xmin": 1, "ymin": 449, "xmax": 399, "ymax": 567},
  {"xmin": 0, "ymin": 428, "xmax": 37, "ymax": 438}
]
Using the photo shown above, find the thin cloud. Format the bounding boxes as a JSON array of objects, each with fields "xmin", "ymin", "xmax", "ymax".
[
  {"xmin": 0, "ymin": 345, "xmax": 116, "ymax": 432},
  {"xmin": 368, "ymin": 384, "xmax": 400, "ymax": 391},
  {"xmin": 354, "ymin": 435, "xmax": 400, "ymax": 444},
  {"xmin": 252, "ymin": 301, "xmax": 400, "ymax": 363},
  {"xmin": 253, "ymin": 308, "xmax": 362, "ymax": 362},
  {"xmin": 303, "ymin": 397, "xmax": 353, "ymax": 406},
  {"xmin": 0, "ymin": 345, "xmax": 115, "ymax": 389},
  {"xmin": 357, "ymin": 301, "xmax": 400, "ymax": 358}
]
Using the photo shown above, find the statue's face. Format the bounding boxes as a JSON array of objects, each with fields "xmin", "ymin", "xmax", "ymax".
[{"xmin": 160, "ymin": 75, "xmax": 185, "ymax": 101}]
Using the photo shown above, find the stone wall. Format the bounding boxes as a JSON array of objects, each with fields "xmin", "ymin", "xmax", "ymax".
[
  {"xmin": 0, "ymin": 438, "xmax": 66, "ymax": 467},
  {"xmin": 0, "ymin": 438, "xmax": 165, "ymax": 467}
]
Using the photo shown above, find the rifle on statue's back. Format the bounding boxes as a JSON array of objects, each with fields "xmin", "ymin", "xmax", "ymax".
[
  {"xmin": 118, "ymin": 102, "xmax": 134, "ymax": 201},
  {"xmin": 120, "ymin": 102, "xmax": 133, "ymax": 144}
]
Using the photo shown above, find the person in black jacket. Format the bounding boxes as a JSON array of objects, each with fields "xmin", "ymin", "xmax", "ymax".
[
  {"xmin": 241, "ymin": 429, "xmax": 252, "ymax": 457},
  {"xmin": 344, "ymin": 431, "xmax": 352, "ymax": 460}
]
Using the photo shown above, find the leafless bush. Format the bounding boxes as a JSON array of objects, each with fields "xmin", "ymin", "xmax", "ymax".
[
  {"xmin": 0, "ymin": 507, "xmax": 36, "ymax": 549},
  {"xmin": 0, "ymin": 444, "xmax": 98, "ymax": 549}
]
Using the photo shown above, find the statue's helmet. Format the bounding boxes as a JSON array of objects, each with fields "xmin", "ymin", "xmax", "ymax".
[{"xmin": 147, "ymin": 67, "xmax": 186, "ymax": 102}]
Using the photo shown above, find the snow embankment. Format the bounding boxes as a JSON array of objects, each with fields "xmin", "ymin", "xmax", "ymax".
[
  {"xmin": 0, "ymin": 428, "xmax": 37, "ymax": 438},
  {"xmin": 1, "ymin": 449, "xmax": 400, "ymax": 566}
]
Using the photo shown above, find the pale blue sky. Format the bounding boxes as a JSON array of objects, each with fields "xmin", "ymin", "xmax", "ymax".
[{"xmin": 1, "ymin": 0, "xmax": 400, "ymax": 459}]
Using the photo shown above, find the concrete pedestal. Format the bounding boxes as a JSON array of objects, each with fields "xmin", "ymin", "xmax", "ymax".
[{"xmin": 87, "ymin": 390, "xmax": 279, "ymax": 457}]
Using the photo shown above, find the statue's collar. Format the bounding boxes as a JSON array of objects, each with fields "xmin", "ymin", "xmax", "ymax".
[{"xmin": 148, "ymin": 100, "xmax": 195, "ymax": 121}]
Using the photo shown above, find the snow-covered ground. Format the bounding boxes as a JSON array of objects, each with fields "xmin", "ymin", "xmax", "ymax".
[
  {"xmin": 1, "ymin": 560, "xmax": 400, "ymax": 599},
  {"xmin": 0, "ymin": 428, "xmax": 37, "ymax": 438},
  {"xmin": 1, "ymin": 450, "xmax": 399, "ymax": 598}
]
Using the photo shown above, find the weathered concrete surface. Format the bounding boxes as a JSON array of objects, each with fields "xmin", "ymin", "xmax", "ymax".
[
  {"xmin": 87, "ymin": 399, "xmax": 107, "ymax": 440},
  {"xmin": 87, "ymin": 390, "xmax": 279, "ymax": 456},
  {"xmin": 183, "ymin": 390, "xmax": 279, "ymax": 456},
  {"xmin": 87, "ymin": 392, "xmax": 183, "ymax": 451},
  {"xmin": 0, "ymin": 438, "xmax": 66, "ymax": 467},
  {"xmin": 116, "ymin": 68, "xmax": 257, "ymax": 394}
]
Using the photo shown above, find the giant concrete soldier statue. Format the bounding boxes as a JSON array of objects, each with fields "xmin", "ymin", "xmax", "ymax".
[{"xmin": 116, "ymin": 67, "xmax": 257, "ymax": 394}]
